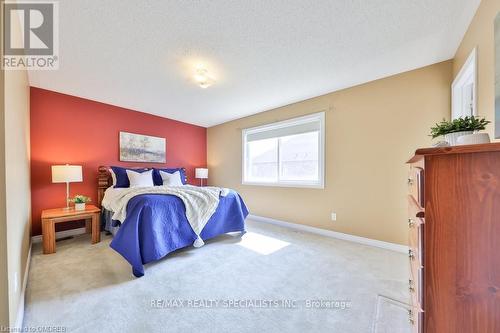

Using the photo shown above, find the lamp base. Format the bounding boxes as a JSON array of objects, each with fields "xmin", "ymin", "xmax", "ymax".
[{"xmin": 64, "ymin": 182, "xmax": 72, "ymax": 210}]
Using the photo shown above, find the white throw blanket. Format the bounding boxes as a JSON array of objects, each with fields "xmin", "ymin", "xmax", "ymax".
[{"xmin": 106, "ymin": 185, "xmax": 228, "ymax": 247}]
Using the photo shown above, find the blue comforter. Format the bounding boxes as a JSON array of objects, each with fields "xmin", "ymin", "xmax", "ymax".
[{"xmin": 109, "ymin": 191, "xmax": 248, "ymax": 277}]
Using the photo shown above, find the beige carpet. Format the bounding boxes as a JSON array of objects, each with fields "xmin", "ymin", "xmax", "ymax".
[{"xmin": 24, "ymin": 219, "xmax": 411, "ymax": 333}]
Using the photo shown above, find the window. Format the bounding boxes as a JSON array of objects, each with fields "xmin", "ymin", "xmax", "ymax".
[
  {"xmin": 242, "ymin": 112, "xmax": 325, "ymax": 188},
  {"xmin": 452, "ymin": 48, "xmax": 476, "ymax": 119}
]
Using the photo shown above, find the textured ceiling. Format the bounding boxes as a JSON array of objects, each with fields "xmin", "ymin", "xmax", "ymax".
[{"xmin": 28, "ymin": 0, "xmax": 481, "ymax": 127}]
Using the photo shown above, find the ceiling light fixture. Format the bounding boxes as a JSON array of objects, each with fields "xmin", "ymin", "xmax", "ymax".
[{"xmin": 193, "ymin": 68, "xmax": 215, "ymax": 89}]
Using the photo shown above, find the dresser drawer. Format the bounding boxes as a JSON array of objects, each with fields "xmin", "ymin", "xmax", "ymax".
[
  {"xmin": 408, "ymin": 165, "xmax": 425, "ymax": 208},
  {"xmin": 408, "ymin": 195, "xmax": 424, "ymax": 220},
  {"xmin": 409, "ymin": 263, "xmax": 424, "ymax": 310},
  {"xmin": 409, "ymin": 219, "xmax": 424, "ymax": 265},
  {"xmin": 409, "ymin": 247, "xmax": 423, "ymax": 275},
  {"xmin": 408, "ymin": 307, "xmax": 423, "ymax": 333}
]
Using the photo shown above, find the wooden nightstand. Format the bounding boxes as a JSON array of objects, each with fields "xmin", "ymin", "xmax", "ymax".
[{"xmin": 41, "ymin": 204, "xmax": 101, "ymax": 254}]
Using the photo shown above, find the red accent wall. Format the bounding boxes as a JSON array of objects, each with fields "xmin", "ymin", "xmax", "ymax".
[{"xmin": 30, "ymin": 87, "xmax": 207, "ymax": 235}]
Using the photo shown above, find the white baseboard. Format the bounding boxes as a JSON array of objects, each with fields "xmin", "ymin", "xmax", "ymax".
[
  {"xmin": 31, "ymin": 227, "xmax": 87, "ymax": 243},
  {"xmin": 14, "ymin": 243, "xmax": 31, "ymax": 330},
  {"xmin": 247, "ymin": 214, "xmax": 408, "ymax": 254}
]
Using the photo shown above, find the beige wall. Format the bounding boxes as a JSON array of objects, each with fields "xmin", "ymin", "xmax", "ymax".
[
  {"xmin": 1, "ymin": 5, "xmax": 32, "ymax": 327},
  {"xmin": 453, "ymin": 0, "xmax": 500, "ymax": 138},
  {"xmin": 0, "ymin": 39, "xmax": 9, "ymax": 328},
  {"xmin": 208, "ymin": 61, "xmax": 452, "ymax": 245},
  {"xmin": 4, "ymin": 67, "xmax": 31, "ymax": 326}
]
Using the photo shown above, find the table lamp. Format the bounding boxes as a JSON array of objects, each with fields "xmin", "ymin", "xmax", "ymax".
[
  {"xmin": 51, "ymin": 164, "xmax": 83, "ymax": 209},
  {"xmin": 195, "ymin": 168, "xmax": 208, "ymax": 186}
]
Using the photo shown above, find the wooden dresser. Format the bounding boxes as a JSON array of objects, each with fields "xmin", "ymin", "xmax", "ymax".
[{"xmin": 407, "ymin": 143, "xmax": 500, "ymax": 333}]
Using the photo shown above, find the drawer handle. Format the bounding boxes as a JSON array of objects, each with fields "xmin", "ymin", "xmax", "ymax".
[
  {"xmin": 408, "ymin": 309, "xmax": 415, "ymax": 325},
  {"xmin": 409, "ymin": 279, "xmax": 415, "ymax": 293},
  {"xmin": 408, "ymin": 218, "xmax": 415, "ymax": 228},
  {"xmin": 407, "ymin": 177, "xmax": 414, "ymax": 185},
  {"xmin": 408, "ymin": 249, "xmax": 415, "ymax": 260}
]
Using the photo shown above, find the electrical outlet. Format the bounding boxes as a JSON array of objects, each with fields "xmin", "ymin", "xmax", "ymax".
[{"xmin": 331, "ymin": 212, "xmax": 337, "ymax": 221}]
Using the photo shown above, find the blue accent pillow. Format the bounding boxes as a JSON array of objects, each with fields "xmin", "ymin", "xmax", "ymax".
[
  {"xmin": 153, "ymin": 168, "xmax": 186, "ymax": 186},
  {"xmin": 111, "ymin": 166, "xmax": 150, "ymax": 188}
]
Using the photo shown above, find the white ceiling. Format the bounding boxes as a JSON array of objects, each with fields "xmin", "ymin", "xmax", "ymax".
[{"xmin": 29, "ymin": 0, "xmax": 481, "ymax": 127}]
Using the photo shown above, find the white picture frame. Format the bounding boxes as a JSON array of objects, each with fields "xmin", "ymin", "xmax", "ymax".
[
  {"xmin": 495, "ymin": 13, "xmax": 500, "ymax": 138},
  {"xmin": 119, "ymin": 131, "xmax": 166, "ymax": 163},
  {"xmin": 451, "ymin": 48, "xmax": 477, "ymax": 120}
]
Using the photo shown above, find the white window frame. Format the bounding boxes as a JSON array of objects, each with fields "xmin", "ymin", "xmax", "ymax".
[
  {"xmin": 452, "ymin": 48, "xmax": 477, "ymax": 119},
  {"xmin": 241, "ymin": 111, "xmax": 325, "ymax": 189}
]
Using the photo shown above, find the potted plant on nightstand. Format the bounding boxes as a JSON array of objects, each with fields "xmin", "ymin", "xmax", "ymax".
[
  {"xmin": 430, "ymin": 116, "xmax": 490, "ymax": 146},
  {"xmin": 70, "ymin": 195, "xmax": 91, "ymax": 211}
]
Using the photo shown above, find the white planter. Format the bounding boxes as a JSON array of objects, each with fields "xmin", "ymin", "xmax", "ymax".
[
  {"xmin": 75, "ymin": 203, "xmax": 86, "ymax": 211},
  {"xmin": 456, "ymin": 133, "xmax": 491, "ymax": 145},
  {"xmin": 444, "ymin": 131, "xmax": 473, "ymax": 146}
]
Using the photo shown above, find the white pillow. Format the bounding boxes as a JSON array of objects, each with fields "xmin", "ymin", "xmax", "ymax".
[
  {"xmin": 160, "ymin": 170, "xmax": 184, "ymax": 186},
  {"xmin": 126, "ymin": 169, "xmax": 154, "ymax": 187}
]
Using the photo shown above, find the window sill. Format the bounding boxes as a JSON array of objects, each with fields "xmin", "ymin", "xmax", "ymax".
[{"xmin": 241, "ymin": 181, "xmax": 324, "ymax": 189}]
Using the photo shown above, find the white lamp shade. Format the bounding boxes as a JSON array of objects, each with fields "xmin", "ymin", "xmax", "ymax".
[
  {"xmin": 195, "ymin": 168, "xmax": 208, "ymax": 179},
  {"xmin": 51, "ymin": 165, "xmax": 83, "ymax": 183}
]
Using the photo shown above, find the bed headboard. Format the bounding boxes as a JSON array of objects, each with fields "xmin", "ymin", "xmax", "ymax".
[
  {"xmin": 97, "ymin": 166, "xmax": 188, "ymax": 207},
  {"xmin": 97, "ymin": 166, "xmax": 111, "ymax": 207}
]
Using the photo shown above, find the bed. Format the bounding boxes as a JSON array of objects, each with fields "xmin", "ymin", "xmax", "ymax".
[{"xmin": 97, "ymin": 166, "xmax": 249, "ymax": 277}]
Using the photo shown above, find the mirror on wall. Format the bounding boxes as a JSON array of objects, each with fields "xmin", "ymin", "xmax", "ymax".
[{"xmin": 495, "ymin": 13, "xmax": 500, "ymax": 138}]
